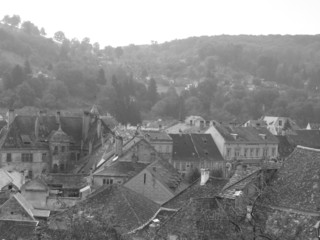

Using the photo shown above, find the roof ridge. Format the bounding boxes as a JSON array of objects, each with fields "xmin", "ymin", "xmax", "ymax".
[
  {"xmin": 296, "ymin": 145, "xmax": 320, "ymax": 152},
  {"xmin": 222, "ymin": 168, "xmax": 260, "ymax": 192}
]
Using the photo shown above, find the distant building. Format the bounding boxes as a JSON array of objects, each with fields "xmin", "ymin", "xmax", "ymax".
[
  {"xmin": 0, "ymin": 108, "xmax": 112, "ymax": 178},
  {"xmin": 262, "ymin": 116, "xmax": 300, "ymax": 135},
  {"xmin": 206, "ymin": 124, "xmax": 279, "ymax": 167},
  {"xmin": 169, "ymin": 133, "xmax": 225, "ymax": 177},
  {"xmin": 305, "ymin": 122, "xmax": 320, "ymax": 130}
]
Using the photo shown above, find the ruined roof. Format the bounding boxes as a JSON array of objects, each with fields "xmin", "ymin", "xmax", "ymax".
[
  {"xmin": 220, "ymin": 166, "xmax": 261, "ymax": 199},
  {"xmin": 49, "ymin": 184, "xmax": 160, "ymax": 233},
  {"xmin": 262, "ymin": 146, "xmax": 320, "ymax": 212},
  {"xmin": 93, "ymin": 161, "xmax": 149, "ymax": 178},
  {"xmin": 213, "ymin": 125, "xmax": 278, "ymax": 143},
  {"xmin": 169, "ymin": 134, "xmax": 224, "ymax": 162},
  {"xmin": 287, "ymin": 130, "xmax": 320, "ymax": 149},
  {"xmin": 146, "ymin": 160, "xmax": 188, "ymax": 194},
  {"xmin": 275, "ymin": 135, "xmax": 295, "ymax": 158},
  {"xmin": 163, "ymin": 177, "xmax": 228, "ymax": 209},
  {"xmin": 42, "ymin": 174, "xmax": 88, "ymax": 189}
]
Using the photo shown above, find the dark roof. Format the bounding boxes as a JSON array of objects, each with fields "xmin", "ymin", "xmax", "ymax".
[
  {"xmin": 0, "ymin": 221, "xmax": 36, "ymax": 240},
  {"xmin": 163, "ymin": 177, "xmax": 228, "ymax": 209},
  {"xmin": 262, "ymin": 146, "xmax": 320, "ymax": 212},
  {"xmin": 93, "ymin": 161, "xmax": 149, "ymax": 178},
  {"xmin": 287, "ymin": 130, "xmax": 320, "ymax": 149},
  {"xmin": 169, "ymin": 134, "xmax": 224, "ymax": 162},
  {"xmin": 49, "ymin": 184, "xmax": 160, "ymax": 233},
  {"xmin": 146, "ymin": 160, "xmax": 188, "ymax": 194},
  {"xmin": 0, "ymin": 120, "xmax": 6, "ymax": 129},
  {"xmin": 220, "ymin": 166, "xmax": 261, "ymax": 199},
  {"xmin": 275, "ymin": 135, "xmax": 295, "ymax": 158},
  {"xmin": 214, "ymin": 125, "xmax": 278, "ymax": 143},
  {"xmin": 42, "ymin": 174, "xmax": 88, "ymax": 189},
  {"xmin": 141, "ymin": 130, "xmax": 172, "ymax": 142}
]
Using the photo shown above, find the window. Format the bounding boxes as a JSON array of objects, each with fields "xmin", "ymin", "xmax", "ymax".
[
  {"xmin": 143, "ymin": 174, "xmax": 146, "ymax": 184},
  {"xmin": 256, "ymin": 148, "xmax": 260, "ymax": 157},
  {"xmin": 278, "ymin": 120, "xmax": 282, "ymax": 126},
  {"xmin": 53, "ymin": 146, "xmax": 58, "ymax": 155},
  {"xmin": 181, "ymin": 162, "xmax": 186, "ymax": 171},
  {"xmin": 42, "ymin": 153, "xmax": 47, "ymax": 161},
  {"xmin": 244, "ymin": 148, "xmax": 249, "ymax": 158},
  {"xmin": 272, "ymin": 147, "xmax": 276, "ymax": 156},
  {"xmin": 235, "ymin": 148, "xmax": 240, "ymax": 158},
  {"xmin": 226, "ymin": 148, "xmax": 231, "ymax": 158},
  {"xmin": 22, "ymin": 153, "xmax": 33, "ymax": 162},
  {"xmin": 103, "ymin": 179, "xmax": 113, "ymax": 185},
  {"xmin": 28, "ymin": 170, "xmax": 33, "ymax": 179},
  {"xmin": 166, "ymin": 145, "xmax": 170, "ymax": 153},
  {"xmin": 250, "ymin": 148, "xmax": 254, "ymax": 157},
  {"xmin": 6, "ymin": 153, "xmax": 12, "ymax": 162},
  {"xmin": 61, "ymin": 146, "xmax": 65, "ymax": 152}
]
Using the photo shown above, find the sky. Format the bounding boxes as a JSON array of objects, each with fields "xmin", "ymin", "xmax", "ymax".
[{"xmin": 0, "ymin": 0, "xmax": 319, "ymax": 47}]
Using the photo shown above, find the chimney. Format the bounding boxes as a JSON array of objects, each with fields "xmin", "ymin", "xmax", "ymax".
[
  {"xmin": 200, "ymin": 168, "xmax": 210, "ymax": 186},
  {"xmin": 7, "ymin": 109, "xmax": 15, "ymax": 128},
  {"xmin": 97, "ymin": 118, "xmax": 102, "ymax": 137},
  {"xmin": 56, "ymin": 111, "xmax": 61, "ymax": 126},
  {"xmin": 20, "ymin": 170, "xmax": 25, "ymax": 186},
  {"xmin": 115, "ymin": 136, "xmax": 123, "ymax": 156},
  {"xmin": 82, "ymin": 111, "xmax": 90, "ymax": 140}
]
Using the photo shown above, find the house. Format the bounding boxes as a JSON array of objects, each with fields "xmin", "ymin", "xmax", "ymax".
[
  {"xmin": 305, "ymin": 122, "xmax": 320, "ymax": 130},
  {"xmin": 141, "ymin": 130, "xmax": 173, "ymax": 161},
  {"xmin": 0, "ymin": 108, "xmax": 112, "ymax": 178},
  {"xmin": 169, "ymin": 133, "xmax": 225, "ymax": 177},
  {"xmin": 260, "ymin": 146, "xmax": 320, "ymax": 240},
  {"xmin": 262, "ymin": 116, "xmax": 300, "ymax": 135},
  {"xmin": 0, "ymin": 193, "xmax": 50, "ymax": 240},
  {"xmin": 0, "ymin": 169, "xmax": 24, "ymax": 192},
  {"xmin": 124, "ymin": 159, "xmax": 189, "ymax": 205},
  {"xmin": 48, "ymin": 184, "xmax": 160, "ymax": 236},
  {"xmin": 91, "ymin": 136, "xmax": 162, "ymax": 187},
  {"xmin": 242, "ymin": 119, "xmax": 267, "ymax": 128},
  {"xmin": 21, "ymin": 174, "xmax": 90, "ymax": 211},
  {"xmin": 206, "ymin": 124, "xmax": 279, "ymax": 167},
  {"xmin": 184, "ymin": 115, "xmax": 206, "ymax": 127}
]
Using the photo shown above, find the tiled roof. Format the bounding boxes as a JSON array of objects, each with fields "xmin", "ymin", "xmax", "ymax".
[
  {"xmin": 141, "ymin": 130, "xmax": 172, "ymax": 142},
  {"xmin": 220, "ymin": 166, "xmax": 261, "ymax": 199},
  {"xmin": 0, "ymin": 120, "xmax": 6, "ymax": 129},
  {"xmin": 214, "ymin": 125, "xmax": 278, "ymax": 143},
  {"xmin": 0, "ymin": 221, "xmax": 36, "ymax": 240},
  {"xmin": 287, "ymin": 130, "xmax": 320, "ymax": 149},
  {"xmin": 42, "ymin": 174, "xmax": 88, "ymax": 189},
  {"xmin": 169, "ymin": 134, "xmax": 224, "ymax": 162},
  {"xmin": 49, "ymin": 184, "xmax": 160, "ymax": 233},
  {"xmin": 163, "ymin": 177, "xmax": 228, "ymax": 209},
  {"xmin": 262, "ymin": 146, "xmax": 320, "ymax": 212},
  {"xmin": 146, "ymin": 160, "xmax": 188, "ymax": 194},
  {"xmin": 93, "ymin": 161, "xmax": 149, "ymax": 178}
]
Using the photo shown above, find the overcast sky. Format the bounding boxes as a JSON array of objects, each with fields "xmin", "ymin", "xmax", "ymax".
[{"xmin": 0, "ymin": 0, "xmax": 319, "ymax": 47}]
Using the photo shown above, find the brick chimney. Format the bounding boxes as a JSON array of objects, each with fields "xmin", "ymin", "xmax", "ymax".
[
  {"xmin": 7, "ymin": 109, "xmax": 15, "ymax": 128},
  {"xmin": 200, "ymin": 168, "xmax": 210, "ymax": 186}
]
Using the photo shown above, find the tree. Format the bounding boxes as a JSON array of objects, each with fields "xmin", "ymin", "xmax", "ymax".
[
  {"xmin": 21, "ymin": 21, "xmax": 40, "ymax": 35},
  {"xmin": 54, "ymin": 31, "xmax": 66, "ymax": 42},
  {"xmin": 10, "ymin": 65, "xmax": 25, "ymax": 88},
  {"xmin": 2, "ymin": 14, "xmax": 21, "ymax": 27},
  {"xmin": 146, "ymin": 78, "xmax": 158, "ymax": 107},
  {"xmin": 40, "ymin": 27, "xmax": 46, "ymax": 36},
  {"xmin": 16, "ymin": 82, "xmax": 36, "ymax": 106},
  {"xmin": 96, "ymin": 68, "xmax": 106, "ymax": 85},
  {"xmin": 24, "ymin": 60, "xmax": 32, "ymax": 76},
  {"xmin": 115, "ymin": 47, "xmax": 123, "ymax": 59}
]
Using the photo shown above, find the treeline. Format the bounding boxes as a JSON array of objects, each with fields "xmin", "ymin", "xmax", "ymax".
[{"xmin": 1, "ymin": 15, "xmax": 320, "ymax": 126}]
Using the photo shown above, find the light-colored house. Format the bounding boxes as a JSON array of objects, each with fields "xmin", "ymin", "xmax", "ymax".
[
  {"xmin": 206, "ymin": 124, "xmax": 279, "ymax": 167},
  {"xmin": 262, "ymin": 116, "xmax": 300, "ymax": 135},
  {"xmin": 124, "ymin": 159, "xmax": 188, "ymax": 204}
]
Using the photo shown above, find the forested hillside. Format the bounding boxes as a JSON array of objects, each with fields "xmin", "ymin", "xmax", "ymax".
[{"xmin": 1, "ymin": 15, "xmax": 320, "ymax": 126}]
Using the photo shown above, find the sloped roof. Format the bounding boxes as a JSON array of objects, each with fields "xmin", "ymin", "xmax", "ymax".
[
  {"xmin": 163, "ymin": 177, "xmax": 228, "ymax": 209},
  {"xmin": 141, "ymin": 130, "xmax": 172, "ymax": 142},
  {"xmin": 220, "ymin": 166, "xmax": 261, "ymax": 199},
  {"xmin": 0, "ymin": 120, "xmax": 7, "ymax": 129},
  {"xmin": 287, "ymin": 130, "xmax": 320, "ymax": 149},
  {"xmin": 169, "ymin": 134, "xmax": 224, "ymax": 162},
  {"xmin": 0, "ymin": 221, "xmax": 36, "ymax": 240},
  {"xmin": 93, "ymin": 161, "xmax": 149, "ymax": 178},
  {"xmin": 213, "ymin": 125, "xmax": 278, "ymax": 143},
  {"xmin": 49, "ymin": 184, "xmax": 160, "ymax": 233},
  {"xmin": 0, "ymin": 169, "xmax": 23, "ymax": 190},
  {"xmin": 146, "ymin": 160, "xmax": 188, "ymax": 194},
  {"xmin": 262, "ymin": 146, "xmax": 320, "ymax": 212},
  {"xmin": 42, "ymin": 174, "xmax": 88, "ymax": 189}
]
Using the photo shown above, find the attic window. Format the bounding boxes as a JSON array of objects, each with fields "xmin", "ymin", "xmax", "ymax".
[
  {"xmin": 259, "ymin": 134, "xmax": 267, "ymax": 140},
  {"xmin": 230, "ymin": 133, "xmax": 238, "ymax": 140},
  {"xmin": 205, "ymin": 151, "xmax": 209, "ymax": 156},
  {"xmin": 202, "ymin": 137, "xmax": 207, "ymax": 143}
]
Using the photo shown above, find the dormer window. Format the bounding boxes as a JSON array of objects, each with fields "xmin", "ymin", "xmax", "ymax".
[
  {"xmin": 259, "ymin": 134, "xmax": 267, "ymax": 140},
  {"xmin": 231, "ymin": 133, "xmax": 238, "ymax": 140}
]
